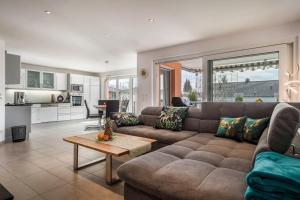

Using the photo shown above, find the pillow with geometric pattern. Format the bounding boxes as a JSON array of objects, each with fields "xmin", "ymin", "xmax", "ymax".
[
  {"xmin": 243, "ymin": 117, "xmax": 270, "ymax": 144},
  {"xmin": 216, "ymin": 117, "xmax": 247, "ymax": 142},
  {"xmin": 112, "ymin": 112, "xmax": 140, "ymax": 127}
]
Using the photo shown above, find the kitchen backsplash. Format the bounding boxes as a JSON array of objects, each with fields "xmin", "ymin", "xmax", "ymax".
[{"xmin": 6, "ymin": 89, "xmax": 64, "ymax": 104}]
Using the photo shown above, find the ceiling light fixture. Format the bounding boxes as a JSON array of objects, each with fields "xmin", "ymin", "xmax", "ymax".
[
  {"xmin": 147, "ymin": 18, "xmax": 155, "ymax": 22},
  {"xmin": 44, "ymin": 10, "xmax": 52, "ymax": 14}
]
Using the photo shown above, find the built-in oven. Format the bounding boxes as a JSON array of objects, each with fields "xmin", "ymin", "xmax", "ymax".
[
  {"xmin": 71, "ymin": 94, "xmax": 83, "ymax": 106},
  {"xmin": 71, "ymin": 84, "xmax": 84, "ymax": 93}
]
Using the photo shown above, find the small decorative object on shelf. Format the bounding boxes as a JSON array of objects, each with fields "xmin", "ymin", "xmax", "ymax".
[{"xmin": 97, "ymin": 119, "xmax": 114, "ymax": 141}]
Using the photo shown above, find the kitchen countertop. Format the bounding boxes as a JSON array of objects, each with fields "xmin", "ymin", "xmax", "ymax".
[
  {"xmin": 6, "ymin": 102, "xmax": 71, "ymax": 106},
  {"xmin": 5, "ymin": 103, "xmax": 32, "ymax": 106}
]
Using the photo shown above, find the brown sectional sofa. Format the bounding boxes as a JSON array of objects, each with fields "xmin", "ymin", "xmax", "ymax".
[{"xmin": 115, "ymin": 102, "xmax": 300, "ymax": 200}]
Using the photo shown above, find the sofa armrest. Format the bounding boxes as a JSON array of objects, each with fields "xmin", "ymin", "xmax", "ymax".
[{"xmin": 251, "ymin": 127, "xmax": 270, "ymax": 167}]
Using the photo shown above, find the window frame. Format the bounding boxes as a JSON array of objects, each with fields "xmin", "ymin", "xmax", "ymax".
[{"xmin": 201, "ymin": 44, "xmax": 293, "ymax": 102}]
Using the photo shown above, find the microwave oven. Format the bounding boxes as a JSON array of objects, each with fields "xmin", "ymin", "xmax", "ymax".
[{"xmin": 71, "ymin": 84, "xmax": 84, "ymax": 93}]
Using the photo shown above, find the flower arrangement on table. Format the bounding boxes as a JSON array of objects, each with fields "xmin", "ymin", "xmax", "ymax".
[{"xmin": 97, "ymin": 119, "xmax": 115, "ymax": 141}]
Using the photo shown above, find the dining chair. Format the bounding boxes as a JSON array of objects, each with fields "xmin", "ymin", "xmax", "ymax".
[{"xmin": 84, "ymin": 100, "xmax": 102, "ymax": 130}]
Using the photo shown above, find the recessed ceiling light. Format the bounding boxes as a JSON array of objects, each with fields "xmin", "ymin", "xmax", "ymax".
[
  {"xmin": 147, "ymin": 18, "xmax": 155, "ymax": 22},
  {"xmin": 44, "ymin": 10, "xmax": 52, "ymax": 14}
]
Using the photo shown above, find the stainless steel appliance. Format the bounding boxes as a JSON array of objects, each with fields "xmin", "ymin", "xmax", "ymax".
[
  {"xmin": 71, "ymin": 93, "xmax": 83, "ymax": 106},
  {"xmin": 14, "ymin": 92, "xmax": 25, "ymax": 105},
  {"xmin": 70, "ymin": 84, "xmax": 84, "ymax": 93}
]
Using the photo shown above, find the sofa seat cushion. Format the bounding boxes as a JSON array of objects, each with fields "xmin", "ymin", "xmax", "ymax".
[
  {"xmin": 118, "ymin": 134, "xmax": 256, "ymax": 200},
  {"xmin": 115, "ymin": 125, "xmax": 198, "ymax": 144}
]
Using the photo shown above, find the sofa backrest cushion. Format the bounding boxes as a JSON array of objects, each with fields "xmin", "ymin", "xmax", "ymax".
[
  {"xmin": 139, "ymin": 103, "xmax": 300, "ymax": 134},
  {"xmin": 139, "ymin": 107, "xmax": 162, "ymax": 126},
  {"xmin": 267, "ymin": 102, "xmax": 300, "ymax": 153},
  {"xmin": 182, "ymin": 108, "xmax": 201, "ymax": 131},
  {"xmin": 198, "ymin": 102, "xmax": 277, "ymax": 133}
]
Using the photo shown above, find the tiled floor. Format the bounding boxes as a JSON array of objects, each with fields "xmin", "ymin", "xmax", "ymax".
[{"xmin": 0, "ymin": 120, "xmax": 124, "ymax": 200}]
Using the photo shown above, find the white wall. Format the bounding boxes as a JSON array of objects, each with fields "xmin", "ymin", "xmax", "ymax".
[
  {"xmin": 0, "ymin": 40, "xmax": 5, "ymax": 142},
  {"xmin": 137, "ymin": 21, "xmax": 300, "ymax": 113}
]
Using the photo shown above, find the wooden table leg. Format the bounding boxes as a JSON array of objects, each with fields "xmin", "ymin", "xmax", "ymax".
[{"xmin": 74, "ymin": 144, "xmax": 79, "ymax": 170}]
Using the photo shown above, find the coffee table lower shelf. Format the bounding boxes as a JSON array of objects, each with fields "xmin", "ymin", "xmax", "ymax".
[{"xmin": 73, "ymin": 143, "xmax": 120, "ymax": 185}]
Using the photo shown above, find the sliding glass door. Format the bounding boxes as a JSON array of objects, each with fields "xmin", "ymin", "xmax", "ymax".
[{"xmin": 107, "ymin": 75, "xmax": 137, "ymax": 113}]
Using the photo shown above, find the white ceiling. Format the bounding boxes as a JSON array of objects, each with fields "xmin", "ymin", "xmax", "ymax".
[{"xmin": 0, "ymin": 0, "xmax": 300, "ymax": 73}]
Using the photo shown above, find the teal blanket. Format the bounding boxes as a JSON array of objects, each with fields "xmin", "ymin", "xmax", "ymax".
[{"xmin": 245, "ymin": 151, "xmax": 300, "ymax": 200}]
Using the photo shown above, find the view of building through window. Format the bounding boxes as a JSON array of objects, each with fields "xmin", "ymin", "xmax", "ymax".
[
  {"xmin": 181, "ymin": 69, "xmax": 202, "ymax": 102},
  {"xmin": 211, "ymin": 52, "xmax": 279, "ymax": 102}
]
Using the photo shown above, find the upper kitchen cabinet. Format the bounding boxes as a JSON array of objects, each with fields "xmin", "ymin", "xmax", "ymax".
[
  {"xmin": 42, "ymin": 72, "xmax": 55, "ymax": 89},
  {"xmin": 6, "ymin": 68, "xmax": 25, "ymax": 89},
  {"xmin": 56, "ymin": 73, "xmax": 67, "ymax": 91},
  {"xmin": 70, "ymin": 74, "xmax": 84, "ymax": 85},
  {"xmin": 27, "ymin": 70, "xmax": 41, "ymax": 88},
  {"xmin": 5, "ymin": 53, "xmax": 21, "ymax": 85}
]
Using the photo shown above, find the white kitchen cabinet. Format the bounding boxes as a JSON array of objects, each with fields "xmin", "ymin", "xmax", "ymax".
[
  {"xmin": 70, "ymin": 74, "xmax": 84, "ymax": 85},
  {"xmin": 6, "ymin": 68, "xmax": 26, "ymax": 89},
  {"xmin": 56, "ymin": 73, "xmax": 67, "ymax": 91},
  {"xmin": 31, "ymin": 104, "xmax": 41, "ymax": 124},
  {"xmin": 40, "ymin": 107, "xmax": 58, "ymax": 122},
  {"xmin": 83, "ymin": 76, "xmax": 100, "ymax": 114},
  {"xmin": 58, "ymin": 103, "xmax": 71, "ymax": 121},
  {"xmin": 83, "ymin": 76, "xmax": 90, "ymax": 103},
  {"xmin": 71, "ymin": 106, "xmax": 85, "ymax": 120},
  {"xmin": 42, "ymin": 72, "xmax": 55, "ymax": 89},
  {"xmin": 89, "ymin": 85, "xmax": 100, "ymax": 114}
]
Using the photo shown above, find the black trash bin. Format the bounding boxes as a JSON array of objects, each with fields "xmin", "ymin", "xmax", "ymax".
[{"xmin": 11, "ymin": 125, "xmax": 26, "ymax": 142}]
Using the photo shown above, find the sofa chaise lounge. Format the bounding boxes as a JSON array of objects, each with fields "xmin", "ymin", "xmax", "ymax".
[{"xmin": 115, "ymin": 102, "xmax": 300, "ymax": 200}]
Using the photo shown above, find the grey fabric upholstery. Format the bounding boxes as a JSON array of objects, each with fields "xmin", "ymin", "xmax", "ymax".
[
  {"xmin": 115, "ymin": 125, "xmax": 198, "ymax": 145},
  {"xmin": 118, "ymin": 134, "xmax": 256, "ymax": 200},
  {"xmin": 267, "ymin": 102, "xmax": 300, "ymax": 153},
  {"xmin": 116, "ymin": 102, "xmax": 300, "ymax": 200}
]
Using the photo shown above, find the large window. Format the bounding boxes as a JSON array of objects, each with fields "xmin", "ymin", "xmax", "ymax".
[
  {"xmin": 106, "ymin": 75, "xmax": 137, "ymax": 113},
  {"xmin": 209, "ymin": 52, "xmax": 279, "ymax": 102},
  {"xmin": 108, "ymin": 79, "xmax": 117, "ymax": 100}
]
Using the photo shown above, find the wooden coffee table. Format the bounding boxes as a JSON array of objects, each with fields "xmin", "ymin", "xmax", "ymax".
[{"xmin": 63, "ymin": 133, "xmax": 156, "ymax": 185}]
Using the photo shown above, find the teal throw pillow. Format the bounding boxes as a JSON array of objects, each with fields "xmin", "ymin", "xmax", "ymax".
[
  {"xmin": 216, "ymin": 117, "xmax": 247, "ymax": 141},
  {"xmin": 243, "ymin": 117, "xmax": 270, "ymax": 144}
]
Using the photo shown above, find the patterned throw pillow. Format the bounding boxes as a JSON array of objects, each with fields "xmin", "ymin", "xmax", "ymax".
[
  {"xmin": 243, "ymin": 117, "xmax": 270, "ymax": 144},
  {"xmin": 154, "ymin": 107, "xmax": 188, "ymax": 131},
  {"xmin": 216, "ymin": 117, "xmax": 247, "ymax": 141},
  {"xmin": 112, "ymin": 112, "xmax": 140, "ymax": 127}
]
